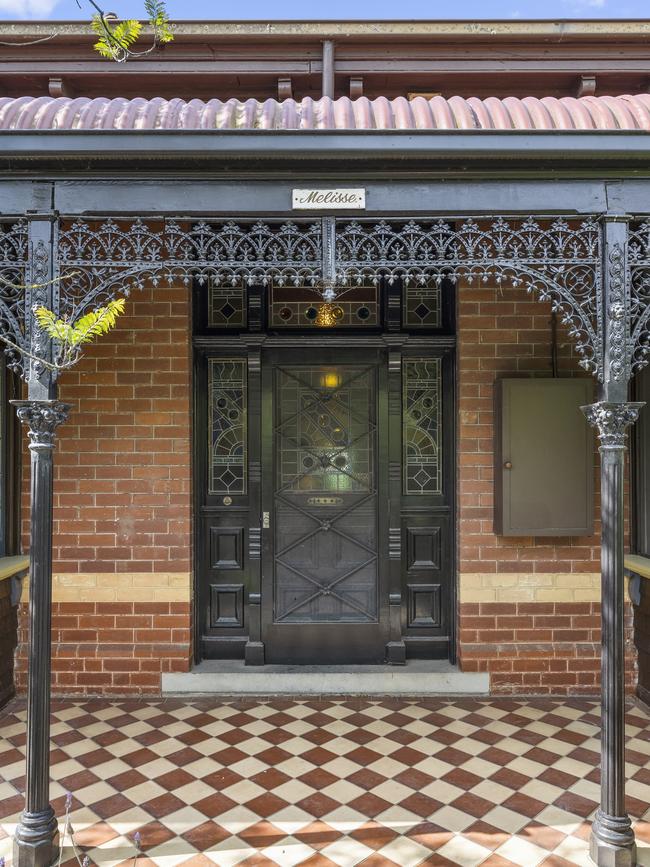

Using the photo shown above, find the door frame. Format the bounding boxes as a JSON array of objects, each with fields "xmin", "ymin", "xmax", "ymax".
[{"xmin": 193, "ymin": 332, "xmax": 457, "ymax": 666}]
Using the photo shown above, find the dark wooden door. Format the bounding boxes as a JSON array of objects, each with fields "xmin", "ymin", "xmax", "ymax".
[{"xmin": 261, "ymin": 348, "xmax": 390, "ymax": 663}]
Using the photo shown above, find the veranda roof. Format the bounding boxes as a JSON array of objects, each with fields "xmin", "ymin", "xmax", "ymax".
[{"xmin": 2, "ymin": 94, "xmax": 650, "ymax": 131}]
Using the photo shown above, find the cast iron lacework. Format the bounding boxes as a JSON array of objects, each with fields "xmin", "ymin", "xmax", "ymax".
[
  {"xmin": 209, "ymin": 359, "xmax": 247, "ymax": 495},
  {"xmin": 57, "ymin": 218, "xmax": 323, "ymax": 322},
  {"xmin": 404, "ymin": 359, "xmax": 442, "ymax": 495},
  {"xmin": 0, "ymin": 220, "xmax": 28, "ymax": 374},
  {"xmin": 336, "ymin": 218, "xmax": 601, "ymax": 371},
  {"xmin": 274, "ymin": 365, "xmax": 378, "ymax": 623},
  {"xmin": 626, "ymin": 221, "xmax": 650, "ymax": 374},
  {"xmin": 7, "ymin": 214, "xmax": 611, "ymax": 378}
]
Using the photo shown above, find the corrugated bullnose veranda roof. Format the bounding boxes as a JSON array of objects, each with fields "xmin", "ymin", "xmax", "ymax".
[{"xmin": 3, "ymin": 94, "xmax": 650, "ymax": 131}]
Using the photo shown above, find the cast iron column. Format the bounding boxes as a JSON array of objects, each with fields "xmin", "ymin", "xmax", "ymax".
[
  {"xmin": 581, "ymin": 214, "xmax": 640, "ymax": 867},
  {"xmin": 11, "ymin": 401, "xmax": 69, "ymax": 867},
  {"xmin": 12, "ymin": 211, "xmax": 66, "ymax": 867},
  {"xmin": 583, "ymin": 402, "xmax": 641, "ymax": 867}
]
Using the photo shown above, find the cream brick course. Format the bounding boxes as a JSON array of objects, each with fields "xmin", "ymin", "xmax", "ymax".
[
  {"xmin": 460, "ymin": 573, "xmax": 600, "ymax": 603},
  {"xmin": 22, "ymin": 573, "xmax": 191, "ymax": 603}
]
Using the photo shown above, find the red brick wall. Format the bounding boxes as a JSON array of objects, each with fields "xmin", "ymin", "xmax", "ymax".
[
  {"xmin": 459, "ymin": 601, "xmax": 636, "ymax": 695},
  {"xmin": 17, "ymin": 601, "xmax": 191, "ymax": 694},
  {"xmin": 16, "ymin": 282, "xmax": 193, "ymax": 695},
  {"xmin": 46, "ymin": 284, "xmax": 191, "ymax": 574},
  {"xmin": 458, "ymin": 284, "xmax": 600, "ymax": 575},
  {"xmin": 456, "ymin": 281, "xmax": 636, "ymax": 694}
]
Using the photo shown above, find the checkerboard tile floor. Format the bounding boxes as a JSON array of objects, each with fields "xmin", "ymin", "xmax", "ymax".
[{"xmin": 0, "ymin": 698, "xmax": 649, "ymax": 867}]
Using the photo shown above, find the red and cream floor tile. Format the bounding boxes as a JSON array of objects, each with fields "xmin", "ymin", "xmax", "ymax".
[{"xmin": 0, "ymin": 698, "xmax": 649, "ymax": 866}]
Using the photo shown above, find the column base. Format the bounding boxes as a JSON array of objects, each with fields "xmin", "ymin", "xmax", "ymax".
[
  {"xmin": 13, "ymin": 807, "xmax": 59, "ymax": 867},
  {"xmin": 590, "ymin": 810, "xmax": 637, "ymax": 867}
]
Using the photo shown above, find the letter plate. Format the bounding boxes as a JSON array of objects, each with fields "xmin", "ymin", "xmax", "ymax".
[{"xmin": 307, "ymin": 496, "xmax": 343, "ymax": 506}]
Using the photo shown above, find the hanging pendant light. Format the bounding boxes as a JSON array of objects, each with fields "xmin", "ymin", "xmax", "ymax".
[{"xmin": 314, "ymin": 303, "xmax": 344, "ymax": 327}]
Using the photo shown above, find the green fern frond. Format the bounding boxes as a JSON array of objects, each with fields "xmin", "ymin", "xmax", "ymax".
[
  {"xmin": 91, "ymin": 15, "xmax": 119, "ymax": 58},
  {"xmin": 90, "ymin": 0, "xmax": 173, "ymax": 60}
]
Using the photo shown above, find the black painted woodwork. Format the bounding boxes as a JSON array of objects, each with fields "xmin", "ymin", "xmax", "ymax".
[
  {"xmin": 633, "ymin": 367, "xmax": 650, "ymax": 559},
  {"xmin": 193, "ymin": 284, "xmax": 455, "ymax": 665},
  {"xmin": 0, "ymin": 359, "xmax": 21, "ymax": 558},
  {"xmin": 261, "ymin": 348, "xmax": 388, "ymax": 664}
]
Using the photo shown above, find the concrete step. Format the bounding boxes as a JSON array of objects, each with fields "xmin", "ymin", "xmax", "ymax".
[{"xmin": 162, "ymin": 660, "xmax": 489, "ymax": 696}]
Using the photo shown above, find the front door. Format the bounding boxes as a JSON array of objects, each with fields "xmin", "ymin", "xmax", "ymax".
[
  {"xmin": 195, "ymin": 334, "xmax": 455, "ymax": 666},
  {"xmin": 261, "ymin": 349, "xmax": 389, "ymax": 663}
]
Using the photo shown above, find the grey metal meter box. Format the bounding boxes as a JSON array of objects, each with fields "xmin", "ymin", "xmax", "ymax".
[{"xmin": 495, "ymin": 378, "xmax": 594, "ymax": 536}]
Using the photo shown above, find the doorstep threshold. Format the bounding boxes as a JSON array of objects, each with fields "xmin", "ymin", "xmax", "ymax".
[{"xmin": 162, "ymin": 660, "xmax": 489, "ymax": 696}]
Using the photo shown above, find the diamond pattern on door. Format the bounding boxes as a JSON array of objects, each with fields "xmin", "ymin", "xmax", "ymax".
[{"xmin": 273, "ymin": 365, "xmax": 378, "ymax": 623}]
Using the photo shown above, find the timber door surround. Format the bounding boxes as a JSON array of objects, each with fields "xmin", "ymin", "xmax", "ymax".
[{"xmin": 195, "ymin": 339, "xmax": 455, "ymax": 666}]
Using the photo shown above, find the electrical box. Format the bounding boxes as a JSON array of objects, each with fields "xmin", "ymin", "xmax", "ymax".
[{"xmin": 494, "ymin": 378, "xmax": 594, "ymax": 537}]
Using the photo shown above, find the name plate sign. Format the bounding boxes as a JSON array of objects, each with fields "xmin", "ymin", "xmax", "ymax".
[{"xmin": 292, "ymin": 188, "xmax": 366, "ymax": 210}]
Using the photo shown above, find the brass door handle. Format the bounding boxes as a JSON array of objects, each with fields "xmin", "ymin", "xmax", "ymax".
[{"xmin": 504, "ymin": 461, "xmax": 513, "ymax": 470}]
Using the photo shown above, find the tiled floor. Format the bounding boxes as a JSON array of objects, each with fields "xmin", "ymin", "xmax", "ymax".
[{"xmin": 0, "ymin": 698, "xmax": 649, "ymax": 867}]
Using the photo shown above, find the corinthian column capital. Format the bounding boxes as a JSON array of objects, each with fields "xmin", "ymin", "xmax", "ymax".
[
  {"xmin": 581, "ymin": 400, "xmax": 644, "ymax": 449},
  {"xmin": 11, "ymin": 400, "xmax": 70, "ymax": 450}
]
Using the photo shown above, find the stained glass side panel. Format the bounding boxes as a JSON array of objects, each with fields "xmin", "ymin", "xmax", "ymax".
[
  {"xmin": 209, "ymin": 359, "xmax": 247, "ymax": 495},
  {"xmin": 403, "ymin": 359, "xmax": 442, "ymax": 495},
  {"xmin": 404, "ymin": 284, "xmax": 441, "ymax": 328}
]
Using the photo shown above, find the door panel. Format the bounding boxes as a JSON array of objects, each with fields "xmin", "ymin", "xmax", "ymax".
[
  {"xmin": 262, "ymin": 351, "xmax": 389, "ymax": 663},
  {"xmin": 399, "ymin": 352, "xmax": 455, "ymax": 659},
  {"xmin": 274, "ymin": 363, "xmax": 377, "ymax": 624},
  {"xmin": 195, "ymin": 351, "xmax": 259, "ymax": 661}
]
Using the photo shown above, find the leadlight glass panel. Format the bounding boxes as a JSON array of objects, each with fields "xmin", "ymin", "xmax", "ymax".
[
  {"xmin": 208, "ymin": 284, "xmax": 247, "ymax": 328},
  {"xmin": 404, "ymin": 284, "xmax": 441, "ymax": 328},
  {"xmin": 209, "ymin": 359, "xmax": 247, "ymax": 495},
  {"xmin": 403, "ymin": 359, "xmax": 442, "ymax": 495},
  {"xmin": 270, "ymin": 286, "xmax": 379, "ymax": 328},
  {"xmin": 276, "ymin": 366, "xmax": 374, "ymax": 493}
]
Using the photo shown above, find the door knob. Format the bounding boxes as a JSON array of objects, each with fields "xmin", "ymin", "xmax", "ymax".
[{"xmin": 504, "ymin": 461, "xmax": 513, "ymax": 470}]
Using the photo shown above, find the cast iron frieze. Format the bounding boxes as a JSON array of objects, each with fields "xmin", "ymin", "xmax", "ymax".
[
  {"xmin": 57, "ymin": 218, "xmax": 323, "ymax": 322},
  {"xmin": 336, "ymin": 217, "xmax": 602, "ymax": 374},
  {"xmin": 0, "ymin": 220, "xmax": 28, "ymax": 374},
  {"xmin": 9, "ymin": 212, "xmax": 650, "ymax": 392},
  {"xmin": 626, "ymin": 219, "xmax": 650, "ymax": 374}
]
